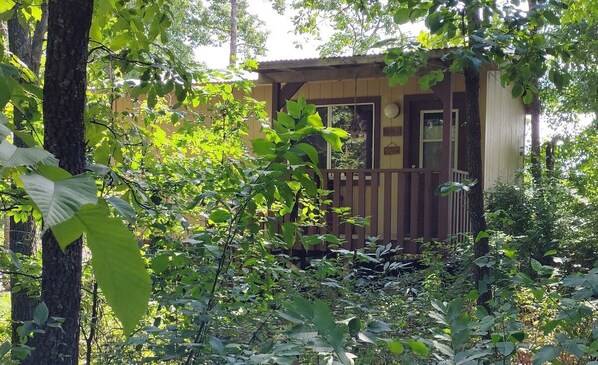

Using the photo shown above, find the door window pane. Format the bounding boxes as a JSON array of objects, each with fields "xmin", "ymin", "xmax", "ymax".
[
  {"xmin": 422, "ymin": 112, "xmax": 444, "ymax": 140},
  {"xmin": 420, "ymin": 110, "xmax": 458, "ymax": 169},
  {"xmin": 423, "ymin": 142, "xmax": 442, "ymax": 170}
]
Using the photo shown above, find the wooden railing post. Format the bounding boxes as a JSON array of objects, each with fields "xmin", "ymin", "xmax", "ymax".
[{"xmin": 432, "ymin": 74, "xmax": 454, "ymax": 241}]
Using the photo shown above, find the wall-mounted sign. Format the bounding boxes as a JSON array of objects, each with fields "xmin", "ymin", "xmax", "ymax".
[
  {"xmin": 383, "ymin": 144, "xmax": 401, "ymax": 155},
  {"xmin": 383, "ymin": 126, "xmax": 402, "ymax": 136}
]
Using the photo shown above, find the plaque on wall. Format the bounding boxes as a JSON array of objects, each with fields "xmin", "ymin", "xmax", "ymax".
[
  {"xmin": 383, "ymin": 143, "xmax": 401, "ymax": 155},
  {"xmin": 383, "ymin": 126, "xmax": 403, "ymax": 136}
]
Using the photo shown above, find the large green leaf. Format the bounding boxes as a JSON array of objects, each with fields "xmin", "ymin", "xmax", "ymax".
[
  {"xmin": 51, "ymin": 204, "xmax": 150, "ymax": 335},
  {"xmin": 0, "ymin": 141, "xmax": 58, "ymax": 167},
  {"xmin": 21, "ymin": 173, "xmax": 97, "ymax": 229}
]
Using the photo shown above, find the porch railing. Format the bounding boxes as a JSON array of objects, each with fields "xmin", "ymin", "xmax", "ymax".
[
  {"xmin": 448, "ymin": 169, "xmax": 471, "ymax": 240},
  {"xmin": 279, "ymin": 168, "xmax": 470, "ymax": 253}
]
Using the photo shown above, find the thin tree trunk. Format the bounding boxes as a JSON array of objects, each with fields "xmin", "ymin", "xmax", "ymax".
[
  {"xmin": 229, "ymin": 0, "xmax": 238, "ymax": 65},
  {"xmin": 7, "ymin": 9, "xmax": 45, "ymax": 361},
  {"xmin": 29, "ymin": 0, "xmax": 93, "ymax": 363},
  {"xmin": 464, "ymin": 67, "xmax": 492, "ymax": 311},
  {"xmin": 464, "ymin": 0, "xmax": 492, "ymax": 311},
  {"xmin": 528, "ymin": 0, "xmax": 542, "ymax": 184},
  {"xmin": 529, "ymin": 78, "xmax": 542, "ymax": 183}
]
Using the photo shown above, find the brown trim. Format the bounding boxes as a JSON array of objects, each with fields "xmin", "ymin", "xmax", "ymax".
[
  {"xmin": 279, "ymin": 82, "xmax": 305, "ymax": 109},
  {"xmin": 258, "ymin": 64, "xmax": 385, "ymax": 84},
  {"xmin": 307, "ymin": 96, "xmax": 382, "ymax": 169},
  {"xmin": 402, "ymin": 93, "xmax": 467, "ymax": 171},
  {"xmin": 271, "ymin": 82, "xmax": 281, "ymax": 123}
]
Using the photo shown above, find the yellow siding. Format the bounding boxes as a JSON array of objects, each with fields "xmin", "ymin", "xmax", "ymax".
[{"xmin": 483, "ymin": 70, "xmax": 526, "ymax": 188}]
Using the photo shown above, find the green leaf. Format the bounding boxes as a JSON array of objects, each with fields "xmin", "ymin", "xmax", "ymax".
[
  {"xmin": 276, "ymin": 112, "xmax": 295, "ymax": 129},
  {"xmin": 68, "ymin": 204, "xmax": 150, "ymax": 335},
  {"xmin": 295, "ymin": 143, "xmax": 319, "ymax": 164},
  {"xmin": 321, "ymin": 130, "xmax": 342, "ymax": 152},
  {"xmin": 151, "ymin": 254, "xmax": 170, "ymax": 274},
  {"xmin": 475, "ymin": 230, "xmax": 490, "ymax": 243},
  {"xmin": 307, "ymin": 113, "xmax": 323, "ymax": 128},
  {"xmin": 0, "ymin": 141, "xmax": 58, "ymax": 167},
  {"xmin": 286, "ymin": 100, "xmax": 301, "ymax": 118},
  {"xmin": 348, "ymin": 318, "xmax": 361, "ymax": 337},
  {"xmin": 21, "ymin": 173, "xmax": 98, "ymax": 229},
  {"xmin": 530, "ymin": 258, "xmax": 542, "ymax": 272},
  {"xmin": 388, "ymin": 340, "xmax": 404, "ymax": 354},
  {"xmin": 511, "ymin": 83, "xmax": 524, "ymax": 98},
  {"xmin": 496, "ymin": 341, "xmax": 515, "ymax": 356},
  {"xmin": 33, "ymin": 302, "xmax": 49, "ymax": 325},
  {"xmin": 281, "ymin": 222, "xmax": 297, "ymax": 246},
  {"xmin": 522, "ymin": 90, "xmax": 533, "ymax": 104},
  {"xmin": 251, "ymin": 138, "xmax": 276, "ymax": 156},
  {"xmin": 108, "ymin": 196, "xmax": 136, "ymax": 221},
  {"xmin": 533, "ymin": 345, "xmax": 560, "ymax": 365},
  {"xmin": 209, "ymin": 208, "xmax": 232, "ymax": 223},
  {"xmin": 409, "ymin": 340, "xmax": 429, "ymax": 358},
  {"xmin": 393, "ymin": 8, "xmax": 410, "ymax": 24},
  {"xmin": 0, "ymin": 341, "xmax": 10, "ymax": 360}
]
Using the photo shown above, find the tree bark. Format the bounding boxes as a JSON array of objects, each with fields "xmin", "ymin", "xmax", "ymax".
[
  {"xmin": 6, "ymin": 8, "xmax": 45, "ymax": 361},
  {"xmin": 528, "ymin": 0, "xmax": 542, "ymax": 184},
  {"xmin": 229, "ymin": 0, "xmax": 238, "ymax": 65},
  {"xmin": 529, "ymin": 78, "xmax": 542, "ymax": 183},
  {"xmin": 464, "ymin": 67, "xmax": 492, "ymax": 311},
  {"xmin": 29, "ymin": 0, "xmax": 93, "ymax": 363}
]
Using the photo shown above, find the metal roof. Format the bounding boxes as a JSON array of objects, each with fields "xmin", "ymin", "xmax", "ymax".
[{"xmin": 255, "ymin": 50, "xmax": 451, "ymax": 84}]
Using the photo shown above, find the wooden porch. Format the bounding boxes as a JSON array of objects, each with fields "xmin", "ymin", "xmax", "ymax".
[{"xmin": 291, "ymin": 168, "xmax": 471, "ymax": 254}]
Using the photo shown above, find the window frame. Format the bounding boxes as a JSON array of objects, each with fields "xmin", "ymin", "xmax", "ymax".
[
  {"xmin": 418, "ymin": 109, "xmax": 459, "ymax": 169},
  {"xmin": 308, "ymin": 96, "xmax": 381, "ymax": 169}
]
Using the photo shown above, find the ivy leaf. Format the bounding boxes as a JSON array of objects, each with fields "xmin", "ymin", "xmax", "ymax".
[
  {"xmin": 21, "ymin": 173, "xmax": 97, "ymax": 230},
  {"xmin": 0, "ymin": 141, "xmax": 58, "ymax": 167}
]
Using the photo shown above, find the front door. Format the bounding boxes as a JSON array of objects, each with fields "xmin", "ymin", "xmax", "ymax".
[{"xmin": 404, "ymin": 94, "xmax": 467, "ymax": 171}]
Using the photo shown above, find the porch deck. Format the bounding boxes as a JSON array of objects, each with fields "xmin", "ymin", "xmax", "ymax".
[{"xmin": 292, "ymin": 168, "xmax": 471, "ymax": 254}]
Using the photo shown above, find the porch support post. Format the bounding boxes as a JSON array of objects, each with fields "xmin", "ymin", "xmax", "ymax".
[
  {"xmin": 271, "ymin": 82, "xmax": 281, "ymax": 123},
  {"xmin": 271, "ymin": 82, "xmax": 305, "ymax": 124},
  {"xmin": 431, "ymin": 73, "xmax": 453, "ymax": 241}
]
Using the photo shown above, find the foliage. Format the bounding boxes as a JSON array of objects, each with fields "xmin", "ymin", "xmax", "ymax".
[
  {"xmin": 166, "ymin": 0, "xmax": 283, "ymax": 63},
  {"xmin": 292, "ymin": 0, "xmax": 408, "ymax": 56}
]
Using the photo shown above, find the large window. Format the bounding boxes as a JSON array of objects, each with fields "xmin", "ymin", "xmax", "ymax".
[
  {"xmin": 419, "ymin": 110, "xmax": 458, "ymax": 169},
  {"xmin": 303, "ymin": 103, "xmax": 375, "ymax": 169}
]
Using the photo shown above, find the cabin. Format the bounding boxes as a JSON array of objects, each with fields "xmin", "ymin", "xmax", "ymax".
[{"xmin": 246, "ymin": 51, "xmax": 526, "ymax": 254}]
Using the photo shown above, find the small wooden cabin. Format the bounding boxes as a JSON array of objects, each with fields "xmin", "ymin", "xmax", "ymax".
[{"xmin": 246, "ymin": 51, "xmax": 525, "ymax": 253}]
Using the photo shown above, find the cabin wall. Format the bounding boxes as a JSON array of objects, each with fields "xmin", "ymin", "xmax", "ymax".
[
  {"xmin": 482, "ymin": 70, "xmax": 526, "ymax": 188},
  {"xmin": 249, "ymin": 75, "xmax": 467, "ymax": 171}
]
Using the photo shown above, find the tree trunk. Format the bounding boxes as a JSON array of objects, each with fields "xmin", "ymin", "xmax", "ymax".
[
  {"xmin": 464, "ymin": 67, "xmax": 492, "ymax": 311},
  {"xmin": 229, "ymin": 0, "xmax": 238, "ymax": 65},
  {"xmin": 529, "ymin": 79, "xmax": 542, "ymax": 183},
  {"xmin": 29, "ymin": 0, "xmax": 93, "ymax": 363},
  {"xmin": 7, "ymin": 8, "xmax": 46, "ymax": 360},
  {"xmin": 528, "ymin": 0, "xmax": 542, "ymax": 184}
]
